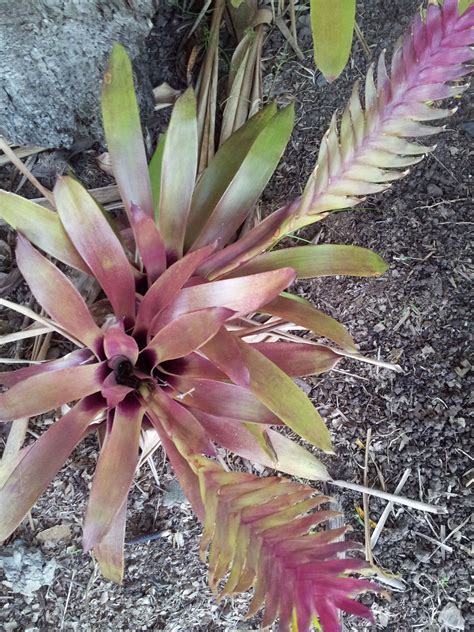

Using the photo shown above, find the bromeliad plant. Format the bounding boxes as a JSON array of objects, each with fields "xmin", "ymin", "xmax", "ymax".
[{"xmin": 0, "ymin": 1, "xmax": 472, "ymax": 629}]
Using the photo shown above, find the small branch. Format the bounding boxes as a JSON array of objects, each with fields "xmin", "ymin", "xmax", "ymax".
[
  {"xmin": 363, "ymin": 428, "xmax": 374, "ymax": 564},
  {"xmin": 0, "ymin": 137, "xmax": 55, "ymax": 206},
  {"xmin": 329, "ymin": 479, "xmax": 446, "ymax": 515},
  {"xmin": 370, "ymin": 468, "xmax": 411, "ymax": 548}
]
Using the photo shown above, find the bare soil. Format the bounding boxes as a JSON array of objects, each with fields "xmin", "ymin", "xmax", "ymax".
[{"xmin": 0, "ymin": 1, "xmax": 472, "ymax": 631}]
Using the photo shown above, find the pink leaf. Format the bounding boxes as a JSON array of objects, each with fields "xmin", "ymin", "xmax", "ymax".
[
  {"xmin": 130, "ymin": 203, "xmax": 166, "ymax": 284},
  {"xmin": 15, "ymin": 235, "xmax": 103, "ymax": 355},
  {"xmin": 83, "ymin": 397, "xmax": 144, "ymax": 551},
  {"xmin": 0, "ymin": 349, "xmax": 92, "ymax": 387},
  {"xmin": 0, "ymin": 363, "xmax": 106, "ymax": 422},
  {"xmin": 0, "ymin": 395, "xmax": 105, "ymax": 541},
  {"xmin": 54, "ymin": 176, "xmax": 136, "ymax": 323}
]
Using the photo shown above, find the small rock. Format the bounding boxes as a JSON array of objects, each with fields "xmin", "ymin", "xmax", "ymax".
[
  {"xmin": 374, "ymin": 322, "xmax": 386, "ymax": 333},
  {"xmin": 162, "ymin": 480, "xmax": 189, "ymax": 508},
  {"xmin": 0, "ymin": 540, "xmax": 57, "ymax": 596},
  {"xmin": 427, "ymin": 183, "xmax": 443, "ymax": 197},
  {"xmin": 461, "ymin": 120, "xmax": 474, "ymax": 138},
  {"xmin": 36, "ymin": 524, "xmax": 72, "ymax": 544},
  {"xmin": 439, "ymin": 603, "xmax": 465, "ymax": 630}
]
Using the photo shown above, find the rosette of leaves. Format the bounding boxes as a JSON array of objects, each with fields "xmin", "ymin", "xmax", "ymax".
[{"xmin": 0, "ymin": 1, "xmax": 472, "ymax": 629}]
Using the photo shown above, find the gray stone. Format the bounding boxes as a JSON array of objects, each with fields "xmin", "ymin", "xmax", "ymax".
[
  {"xmin": 0, "ymin": 540, "xmax": 58, "ymax": 596},
  {"xmin": 0, "ymin": 0, "xmax": 158, "ymax": 148},
  {"xmin": 439, "ymin": 603, "xmax": 465, "ymax": 630}
]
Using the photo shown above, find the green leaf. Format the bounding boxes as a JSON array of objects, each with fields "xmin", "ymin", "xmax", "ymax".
[
  {"xmin": 0, "ymin": 191, "xmax": 88, "ymax": 272},
  {"xmin": 101, "ymin": 42, "xmax": 154, "ymax": 218},
  {"xmin": 235, "ymin": 338, "xmax": 333, "ymax": 452},
  {"xmin": 459, "ymin": 0, "xmax": 473, "ymax": 14},
  {"xmin": 311, "ymin": 0, "xmax": 356, "ymax": 81},
  {"xmin": 260, "ymin": 293, "xmax": 356, "ymax": 352},
  {"xmin": 158, "ymin": 88, "xmax": 198, "ymax": 258},
  {"xmin": 149, "ymin": 132, "xmax": 167, "ymax": 220},
  {"xmin": 186, "ymin": 103, "xmax": 294, "ymax": 251},
  {"xmin": 229, "ymin": 244, "xmax": 388, "ymax": 279}
]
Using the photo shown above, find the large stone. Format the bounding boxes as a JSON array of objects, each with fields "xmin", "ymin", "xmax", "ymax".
[{"xmin": 0, "ymin": 0, "xmax": 158, "ymax": 148}]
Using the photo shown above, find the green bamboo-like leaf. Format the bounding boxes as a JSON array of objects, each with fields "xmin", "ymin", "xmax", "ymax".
[
  {"xmin": 229, "ymin": 244, "xmax": 388, "ymax": 279},
  {"xmin": 101, "ymin": 42, "xmax": 154, "ymax": 218},
  {"xmin": 149, "ymin": 132, "xmax": 167, "ymax": 220},
  {"xmin": 311, "ymin": 0, "xmax": 356, "ymax": 81},
  {"xmin": 0, "ymin": 191, "xmax": 87, "ymax": 272},
  {"xmin": 158, "ymin": 89, "xmax": 198, "ymax": 257},
  {"xmin": 234, "ymin": 338, "xmax": 333, "ymax": 452},
  {"xmin": 187, "ymin": 103, "xmax": 295, "ymax": 251},
  {"xmin": 185, "ymin": 103, "xmax": 277, "ymax": 247}
]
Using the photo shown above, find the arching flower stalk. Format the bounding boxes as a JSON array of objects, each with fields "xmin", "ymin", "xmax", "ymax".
[{"xmin": 0, "ymin": 1, "xmax": 472, "ymax": 630}]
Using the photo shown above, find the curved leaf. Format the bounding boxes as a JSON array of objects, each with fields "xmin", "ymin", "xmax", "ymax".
[
  {"xmin": 158, "ymin": 89, "xmax": 198, "ymax": 258},
  {"xmin": 54, "ymin": 176, "xmax": 136, "ymax": 323},
  {"xmin": 188, "ymin": 104, "xmax": 295, "ymax": 251},
  {"xmin": 83, "ymin": 397, "xmax": 144, "ymax": 551},
  {"xmin": 0, "ymin": 395, "xmax": 106, "ymax": 541},
  {"xmin": 252, "ymin": 341, "xmax": 341, "ymax": 376},
  {"xmin": 0, "ymin": 191, "xmax": 87, "ymax": 272},
  {"xmin": 311, "ymin": 0, "xmax": 356, "ymax": 81},
  {"xmin": 16, "ymin": 236, "xmax": 103, "ymax": 354},
  {"xmin": 184, "ymin": 103, "xmax": 278, "ymax": 247},
  {"xmin": 261, "ymin": 293, "xmax": 356, "ymax": 352},
  {"xmin": 234, "ymin": 339, "xmax": 333, "ymax": 452},
  {"xmin": 101, "ymin": 42, "xmax": 154, "ymax": 218},
  {"xmin": 226, "ymin": 244, "xmax": 388, "ymax": 279},
  {"xmin": 0, "ymin": 363, "xmax": 105, "ymax": 422},
  {"xmin": 146, "ymin": 307, "xmax": 233, "ymax": 364}
]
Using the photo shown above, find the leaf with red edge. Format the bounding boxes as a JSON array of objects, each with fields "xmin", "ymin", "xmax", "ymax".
[
  {"xmin": 83, "ymin": 396, "xmax": 144, "ymax": 551},
  {"xmin": 101, "ymin": 42, "xmax": 154, "ymax": 219},
  {"xmin": 0, "ymin": 348, "xmax": 92, "ymax": 387},
  {"xmin": 146, "ymin": 307, "xmax": 233, "ymax": 365},
  {"xmin": 188, "ymin": 104, "xmax": 294, "ymax": 252},
  {"xmin": 162, "ymin": 268, "xmax": 296, "ymax": 321},
  {"xmin": 93, "ymin": 498, "xmax": 127, "ymax": 583},
  {"xmin": 220, "ymin": 338, "xmax": 333, "ymax": 452},
  {"xmin": 129, "ymin": 203, "xmax": 166, "ymax": 283},
  {"xmin": 261, "ymin": 293, "xmax": 356, "ymax": 352},
  {"xmin": 158, "ymin": 89, "xmax": 198, "ymax": 258},
  {"xmin": 167, "ymin": 376, "xmax": 281, "ymax": 425},
  {"xmin": 54, "ymin": 176, "xmax": 136, "ymax": 323},
  {"xmin": 185, "ymin": 103, "xmax": 279, "ymax": 248},
  {"xmin": 145, "ymin": 413, "xmax": 205, "ymax": 520},
  {"xmin": 0, "ymin": 191, "xmax": 88, "ymax": 272},
  {"xmin": 103, "ymin": 320, "xmax": 139, "ymax": 363},
  {"xmin": 226, "ymin": 244, "xmax": 388, "ymax": 279},
  {"xmin": 0, "ymin": 395, "xmax": 105, "ymax": 541},
  {"xmin": 252, "ymin": 341, "xmax": 341, "ymax": 376},
  {"xmin": 0, "ymin": 363, "xmax": 105, "ymax": 422},
  {"xmin": 194, "ymin": 411, "xmax": 330, "ymax": 481},
  {"xmin": 15, "ymin": 236, "xmax": 103, "ymax": 354},
  {"xmin": 195, "ymin": 327, "xmax": 250, "ymax": 387},
  {"xmin": 134, "ymin": 245, "xmax": 214, "ymax": 336},
  {"xmin": 145, "ymin": 387, "xmax": 215, "ymax": 456}
]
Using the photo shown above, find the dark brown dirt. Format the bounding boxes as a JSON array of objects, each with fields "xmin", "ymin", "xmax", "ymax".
[{"xmin": 0, "ymin": 1, "xmax": 472, "ymax": 631}]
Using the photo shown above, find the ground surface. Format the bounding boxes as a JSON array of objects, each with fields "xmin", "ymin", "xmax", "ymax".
[{"xmin": 0, "ymin": 1, "xmax": 472, "ymax": 631}]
